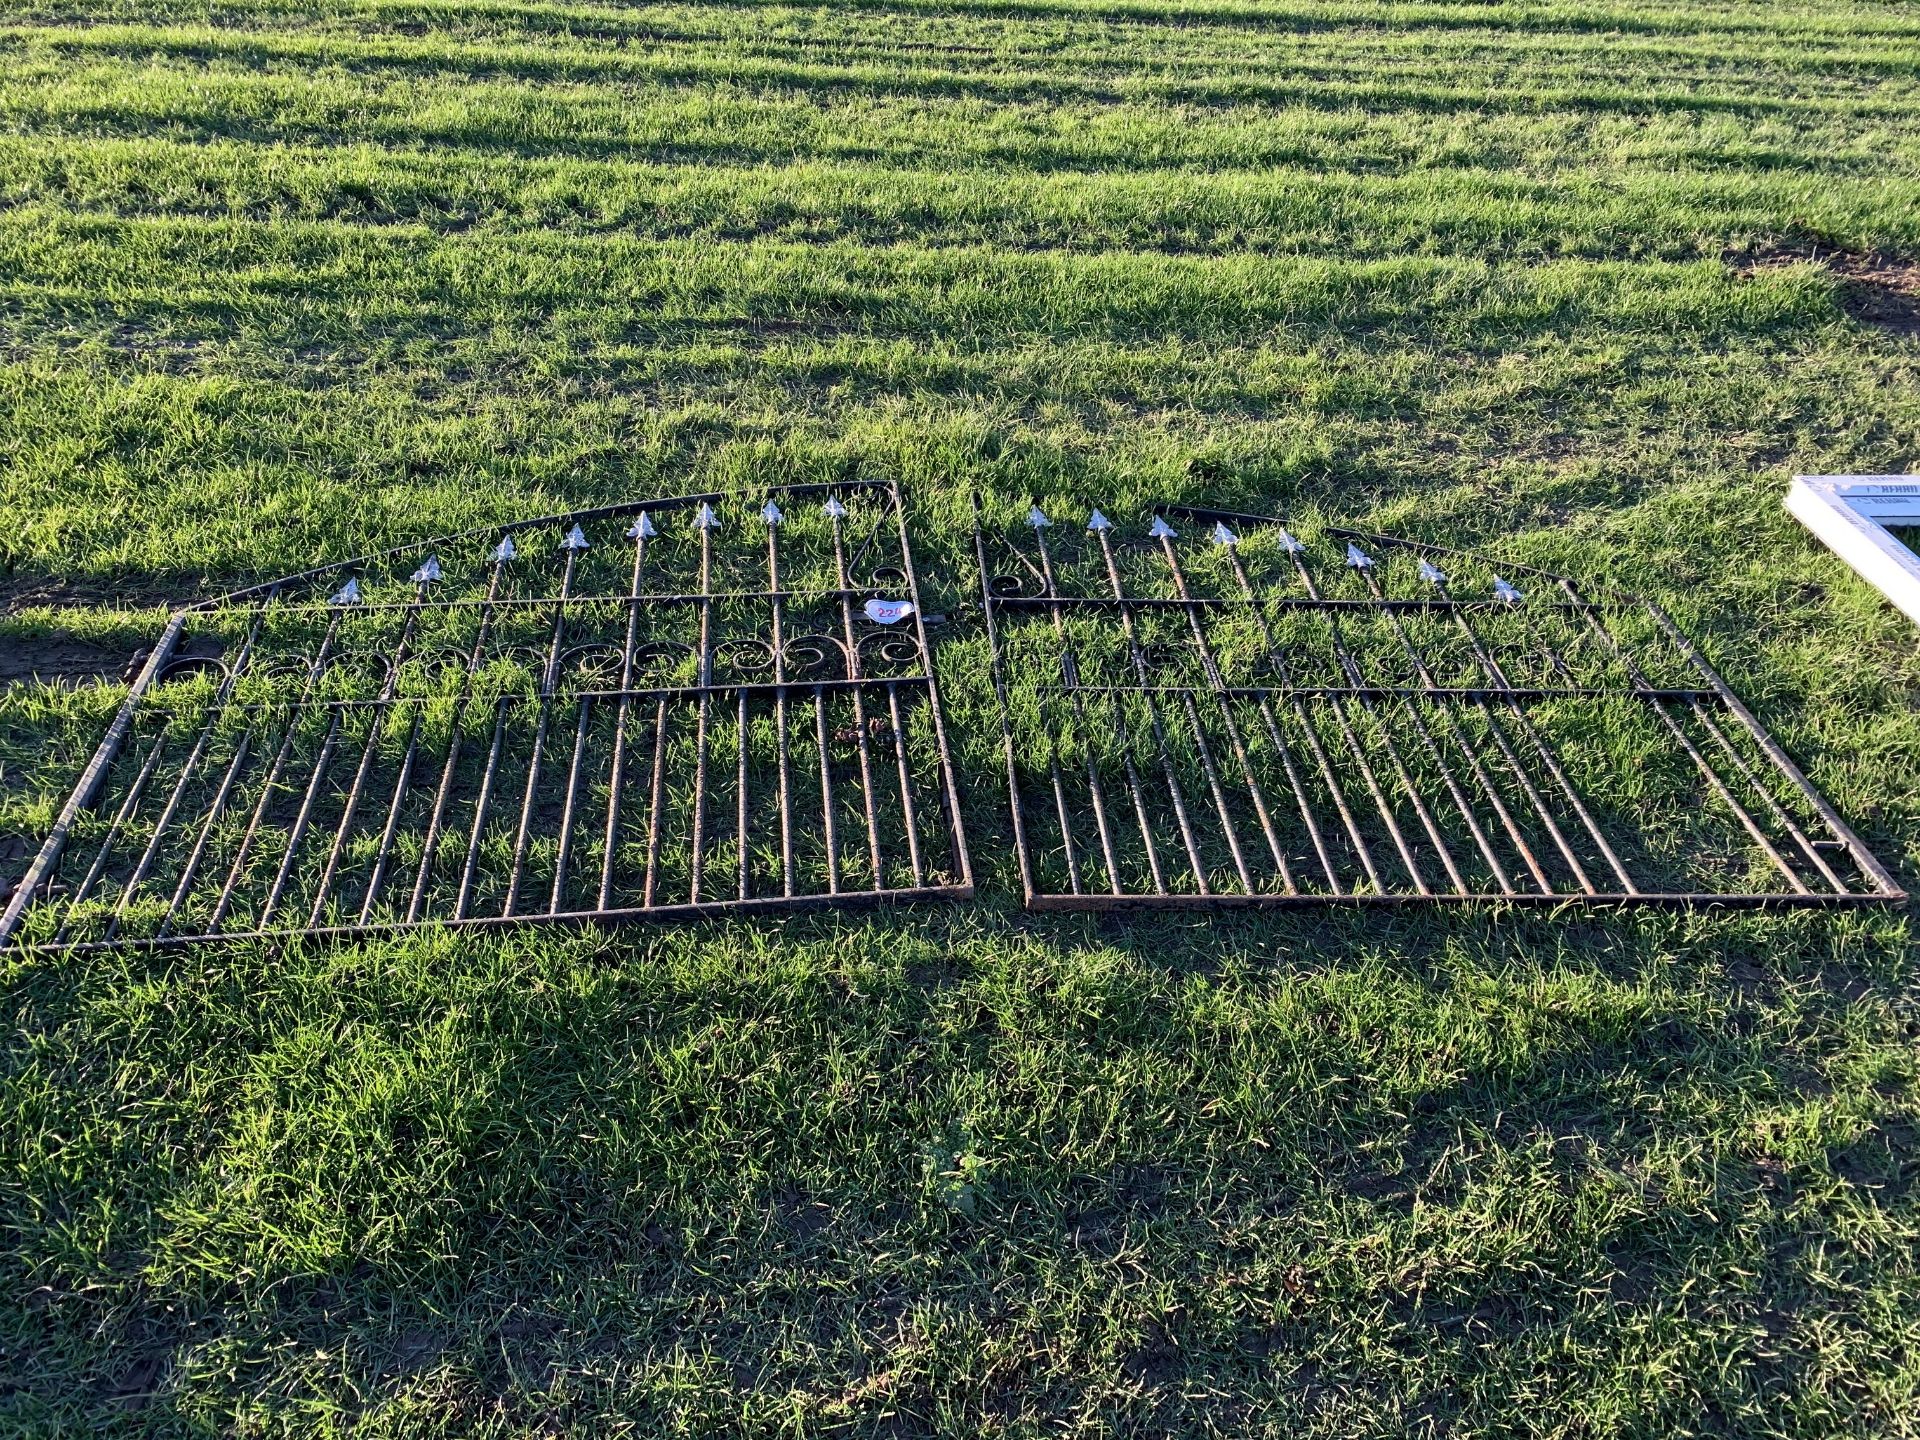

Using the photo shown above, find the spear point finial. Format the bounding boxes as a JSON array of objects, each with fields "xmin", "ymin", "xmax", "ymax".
[{"xmin": 1148, "ymin": 516, "xmax": 1177, "ymax": 540}]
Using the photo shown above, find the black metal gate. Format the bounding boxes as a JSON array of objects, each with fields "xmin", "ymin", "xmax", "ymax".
[
  {"xmin": 1, "ymin": 482, "xmax": 971, "ymax": 950},
  {"xmin": 975, "ymin": 501, "xmax": 1903, "ymax": 909}
]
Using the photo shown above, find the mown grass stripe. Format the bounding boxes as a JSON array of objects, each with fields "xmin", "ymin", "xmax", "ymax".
[
  {"xmin": 8, "ymin": 55, "xmax": 1918, "ymax": 184},
  {"xmin": 10, "ymin": 22, "xmax": 1920, "ymax": 117},
  {"xmin": 24, "ymin": 0, "xmax": 1920, "ymax": 45},
  {"xmin": 0, "ymin": 208, "xmax": 1847, "ymax": 348},
  {"xmin": 21, "ymin": 0, "xmax": 1920, "ymax": 78},
  {"xmin": 5, "ymin": 133, "xmax": 1919, "ymax": 258}
]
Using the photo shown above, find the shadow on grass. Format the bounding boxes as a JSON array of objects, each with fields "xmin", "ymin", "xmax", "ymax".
[{"xmin": 1, "ymin": 892, "xmax": 1911, "ymax": 1429}]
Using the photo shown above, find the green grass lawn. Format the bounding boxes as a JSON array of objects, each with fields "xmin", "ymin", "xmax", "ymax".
[{"xmin": 4, "ymin": 0, "xmax": 1920, "ymax": 1433}]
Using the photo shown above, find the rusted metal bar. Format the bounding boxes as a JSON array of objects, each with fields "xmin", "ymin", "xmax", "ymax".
[
  {"xmin": 3, "ymin": 616, "xmax": 187, "ymax": 948},
  {"xmin": 306, "ymin": 563, "xmax": 436, "ymax": 927},
  {"xmin": 1156, "ymin": 524, "xmax": 1299, "ymax": 892},
  {"xmin": 414, "ymin": 539, "xmax": 512, "ymax": 922},
  {"xmin": 1090, "ymin": 519, "xmax": 1213, "ymax": 892},
  {"xmin": 503, "ymin": 527, "xmax": 586, "ymax": 916},
  {"xmin": 598, "ymin": 515, "xmax": 653, "ymax": 909},
  {"xmin": 1032, "ymin": 512, "xmax": 1126, "ymax": 893},
  {"xmin": 827, "ymin": 502, "xmax": 886, "ymax": 889}
]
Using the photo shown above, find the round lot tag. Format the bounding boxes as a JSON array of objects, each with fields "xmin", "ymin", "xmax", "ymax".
[{"xmin": 864, "ymin": 598, "xmax": 915, "ymax": 625}]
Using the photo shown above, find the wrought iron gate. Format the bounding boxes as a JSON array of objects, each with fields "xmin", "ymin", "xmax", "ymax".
[
  {"xmin": 975, "ymin": 501, "xmax": 1903, "ymax": 909},
  {"xmin": 1, "ymin": 482, "xmax": 971, "ymax": 950}
]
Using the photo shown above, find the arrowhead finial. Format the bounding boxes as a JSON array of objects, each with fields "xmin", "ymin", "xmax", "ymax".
[
  {"xmin": 1417, "ymin": 559, "xmax": 1446, "ymax": 585},
  {"xmin": 410, "ymin": 555, "xmax": 442, "ymax": 584},
  {"xmin": 627, "ymin": 512, "xmax": 656, "ymax": 540},
  {"xmin": 823, "ymin": 497, "xmax": 847, "ymax": 519},
  {"xmin": 1211, "ymin": 521, "xmax": 1238, "ymax": 547},
  {"xmin": 1274, "ymin": 528, "xmax": 1305, "ymax": 554},
  {"xmin": 1087, "ymin": 509, "xmax": 1113, "ymax": 532},
  {"xmin": 695, "ymin": 503, "xmax": 719, "ymax": 530},
  {"xmin": 1345, "ymin": 543, "xmax": 1374, "ymax": 569},
  {"xmin": 1027, "ymin": 506, "xmax": 1051, "ymax": 529},
  {"xmin": 561, "ymin": 524, "xmax": 589, "ymax": 551},
  {"xmin": 491, "ymin": 535, "xmax": 517, "ymax": 563},
  {"xmin": 1148, "ymin": 517, "xmax": 1177, "ymax": 540},
  {"xmin": 328, "ymin": 577, "xmax": 362, "ymax": 606},
  {"xmin": 1492, "ymin": 576, "xmax": 1523, "ymax": 604},
  {"xmin": 761, "ymin": 500, "xmax": 784, "ymax": 525}
]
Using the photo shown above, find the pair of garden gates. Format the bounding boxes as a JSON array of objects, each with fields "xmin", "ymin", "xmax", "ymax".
[{"xmin": 0, "ymin": 484, "xmax": 1901, "ymax": 951}]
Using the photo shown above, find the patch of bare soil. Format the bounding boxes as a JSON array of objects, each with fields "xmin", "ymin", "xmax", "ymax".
[
  {"xmin": 1, "ymin": 574, "xmax": 195, "ymax": 614},
  {"xmin": 1733, "ymin": 239, "xmax": 1920, "ymax": 336},
  {"xmin": 0, "ymin": 635, "xmax": 139, "ymax": 686}
]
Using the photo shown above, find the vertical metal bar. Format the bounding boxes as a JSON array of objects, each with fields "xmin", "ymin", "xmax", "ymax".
[
  {"xmin": 1692, "ymin": 707, "xmax": 1848, "ymax": 891},
  {"xmin": 737, "ymin": 684, "xmax": 751, "ymax": 901},
  {"xmin": 50, "ymin": 733, "xmax": 172, "ymax": 946},
  {"xmin": 358, "ymin": 711, "xmax": 425, "ymax": 924},
  {"xmin": 1091, "ymin": 524, "xmax": 1212, "ymax": 893},
  {"xmin": 503, "ymin": 529, "xmax": 584, "ymax": 916},
  {"xmin": 102, "ymin": 605, "xmax": 272, "ymax": 940},
  {"xmin": 891, "ymin": 484, "xmax": 972, "ymax": 887},
  {"xmin": 1047, "ymin": 755, "xmax": 1084, "ymax": 894},
  {"xmin": 153, "ymin": 596, "xmax": 287, "ymax": 936},
  {"xmin": 829, "ymin": 501, "xmax": 886, "ymax": 889},
  {"xmin": 1155, "ymin": 527, "xmax": 1297, "ymax": 893},
  {"xmin": 411, "ymin": 546, "xmax": 510, "ymax": 922},
  {"xmin": 1, "ymin": 614, "xmax": 185, "ymax": 949},
  {"xmin": 815, "ymin": 679, "xmax": 841, "ymax": 895},
  {"xmin": 1283, "ymin": 549, "xmax": 1437, "ymax": 894},
  {"xmin": 688, "ymin": 508, "xmax": 716, "ymax": 902},
  {"xmin": 211, "ymin": 607, "xmax": 348, "ymax": 932},
  {"xmin": 548, "ymin": 694, "xmax": 593, "ymax": 913},
  {"xmin": 769, "ymin": 510, "xmax": 796, "ymax": 896},
  {"xmin": 640, "ymin": 696, "xmax": 670, "ymax": 906},
  {"xmin": 1352, "ymin": 566, "xmax": 1516, "ymax": 894},
  {"xmin": 1033, "ymin": 515, "xmax": 1129, "ymax": 895},
  {"xmin": 970, "ymin": 494, "xmax": 1039, "ymax": 904},
  {"xmin": 1643, "ymin": 598, "xmax": 1894, "ymax": 895},
  {"xmin": 1552, "ymin": 587, "xmax": 1810, "ymax": 893},
  {"xmin": 885, "ymin": 682, "xmax": 926, "ymax": 887},
  {"xmin": 156, "ymin": 733, "xmax": 251, "ymax": 936},
  {"xmin": 1440, "ymin": 583, "xmax": 1635, "ymax": 894},
  {"xmin": 454, "ymin": 700, "xmax": 509, "ymax": 920},
  {"xmin": 599, "ymin": 515, "xmax": 652, "ymax": 910},
  {"xmin": 305, "ymin": 572, "xmax": 433, "ymax": 926},
  {"xmin": 357, "ymin": 564, "xmax": 460, "ymax": 925},
  {"xmin": 255, "ymin": 705, "xmax": 345, "ymax": 929},
  {"xmin": 1218, "ymin": 547, "xmax": 1345, "ymax": 892}
]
